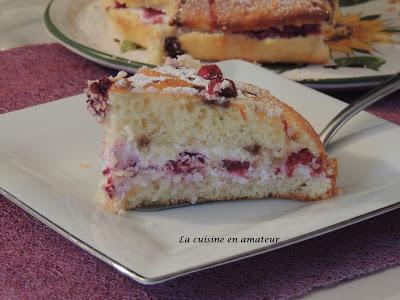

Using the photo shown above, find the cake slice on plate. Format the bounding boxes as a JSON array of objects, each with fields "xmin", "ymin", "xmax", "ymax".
[{"xmin": 86, "ymin": 56, "xmax": 337, "ymax": 212}]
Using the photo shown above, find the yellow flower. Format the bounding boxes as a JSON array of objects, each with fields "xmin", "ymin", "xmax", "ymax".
[{"xmin": 325, "ymin": 10, "xmax": 398, "ymax": 55}]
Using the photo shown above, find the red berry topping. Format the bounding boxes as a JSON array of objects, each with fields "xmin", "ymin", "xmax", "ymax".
[
  {"xmin": 222, "ymin": 160, "xmax": 250, "ymax": 177},
  {"xmin": 86, "ymin": 77, "xmax": 112, "ymax": 121},
  {"xmin": 207, "ymin": 78, "xmax": 221, "ymax": 95},
  {"xmin": 219, "ymin": 79, "xmax": 237, "ymax": 98},
  {"xmin": 90, "ymin": 77, "xmax": 112, "ymax": 97},
  {"xmin": 198, "ymin": 64, "xmax": 223, "ymax": 80},
  {"xmin": 114, "ymin": 1, "xmax": 128, "ymax": 8},
  {"xmin": 207, "ymin": 78, "xmax": 237, "ymax": 98}
]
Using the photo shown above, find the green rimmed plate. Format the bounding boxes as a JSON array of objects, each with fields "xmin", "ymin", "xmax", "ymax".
[{"xmin": 44, "ymin": 0, "xmax": 400, "ymax": 90}]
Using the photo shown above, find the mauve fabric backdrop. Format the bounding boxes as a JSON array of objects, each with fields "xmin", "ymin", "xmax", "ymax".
[{"xmin": 1, "ymin": 44, "xmax": 400, "ymax": 299}]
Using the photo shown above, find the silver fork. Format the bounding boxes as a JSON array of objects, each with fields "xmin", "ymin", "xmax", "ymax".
[
  {"xmin": 137, "ymin": 71, "xmax": 400, "ymax": 211},
  {"xmin": 320, "ymin": 71, "xmax": 400, "ymax": 148}
]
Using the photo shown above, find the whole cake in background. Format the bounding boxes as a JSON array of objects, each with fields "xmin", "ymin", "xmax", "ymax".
[
  {"xmin": 86, "ymin": 56, "xmax": 337, "ymax": 212},
  {"xmin": 102, "ymin": 0, "xmax": 336, "ymax": 65}
]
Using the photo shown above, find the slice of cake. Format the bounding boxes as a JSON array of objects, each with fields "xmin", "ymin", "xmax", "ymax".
[
  {"xmin": 102, "ymin": 0, "xmax": 335, "ymax": 65},
  {"xmin": 86, "ymin": 56, "xmax": 337, "ymax": 212}
]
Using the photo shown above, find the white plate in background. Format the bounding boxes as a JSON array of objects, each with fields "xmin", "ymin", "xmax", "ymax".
[{"xmin": 44, "ymin": 0, "xmax": 400, "ymax": 89}]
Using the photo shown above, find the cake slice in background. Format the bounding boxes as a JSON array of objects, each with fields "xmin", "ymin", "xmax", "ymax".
[
  {"xmin": 102, "ymin": 0, "xmax": 178, "ymax": 64},
  {"xmin": 86, "ymin": 56, "xmax": 337, "ymax": 212},
  {"xmin": 102, "ymin": 0, "xmax": 335, "ymax": 65}
]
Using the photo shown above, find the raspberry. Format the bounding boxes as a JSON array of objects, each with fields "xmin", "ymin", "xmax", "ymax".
[
  {"xmin": 164, "ymin": 37, "xmax": 185, "ymax": 58},
  {"xmin": 207, "ymin": 78, "xmax": 222, "ymax": 95},
  {"xmin": 198, "ymin": 65, "xmax": 223, "ymax": 80},
  {"xmin": 104, "ymin": 177, "xmax": 116, "ymax": 198},
  {"xmin": 274, "ymin": 167, "xmax": 281, "ymax": 175},
  {"xmin": 208, "ymin": 78, "xmax": 237, "ymax": 98},
  {"xmin": 219, "ymin": 79, "xmax": 237, "ymax": 98},
  {"xmin": 143, "ymin": 7, "xmax": 163, "ymax": 18},
  {"xmin": 102, "ymin": 167, "xmax": 111, "ymax": 176},
  {"xmin": 114, "ymin": 1, "xmax": 127, "ymax": 9},
  {"xmin": 286, "ymin": 148, "xmax": 322, "ymax": 177},
  {"xmin": 89, "ymin": 77, "xmax": 112, "ymax": 97},
  {"xmin": 86, "ymin": 78, "xmax": 112, "ymax": 120},
  {"xmin": 222, "ymin": 160, "xmax": 250, "ymax": 177},
  {"xmin": 166, "ymin": 152, "xmax": 206, "ymax": 174}
]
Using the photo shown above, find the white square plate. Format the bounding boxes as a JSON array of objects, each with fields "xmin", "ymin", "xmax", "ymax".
[{"xmin": 0, "ymin": 61, "xmax": 399, "ymax": 284}]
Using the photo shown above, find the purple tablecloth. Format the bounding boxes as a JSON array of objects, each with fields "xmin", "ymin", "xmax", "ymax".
[{"xmin": 1, "ymin": 44, "xmax": 400, "ymax": 299}]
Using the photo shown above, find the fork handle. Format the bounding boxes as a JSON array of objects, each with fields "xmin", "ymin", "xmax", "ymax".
[{"xmin": 319, "ymin": 71, "xmax": 400, "ymax": 149}]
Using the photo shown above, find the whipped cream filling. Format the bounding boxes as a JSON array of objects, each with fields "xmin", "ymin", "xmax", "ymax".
[
  {"xmin": 102, "ymin": 142, "xmax": 323, "ymax": 199},
  {"xmin": 105, "ymin": 161, "xmax": 318, "ymax": 199}
]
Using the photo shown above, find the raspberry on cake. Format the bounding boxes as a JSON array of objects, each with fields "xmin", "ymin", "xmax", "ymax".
[
  {"xmin": 102, "ymin": 0, "xmax": 336, "ymax": 64},
  {"xmin": 86, "ymin": 56, "xmax": 338, "ymax": 212}
]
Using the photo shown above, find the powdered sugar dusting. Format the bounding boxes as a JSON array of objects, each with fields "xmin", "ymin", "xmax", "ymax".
[
  {"xmin": 179, "ymin": 0, "xmax": 332, "ymax": 31},
  {"xmin": 100, "ymin": 58, "xmax": 284, "ymax": 117},
  {"xmin": 155, "ymin": 66, "xmax": 209, "ymax": 86},
  {"xmin": 162, "ymin": 86, "xmax": 200, "ymax": 95},
  {"xmin": 128, "ymin": 74, "xmax": 169, "ymax": 89}
]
